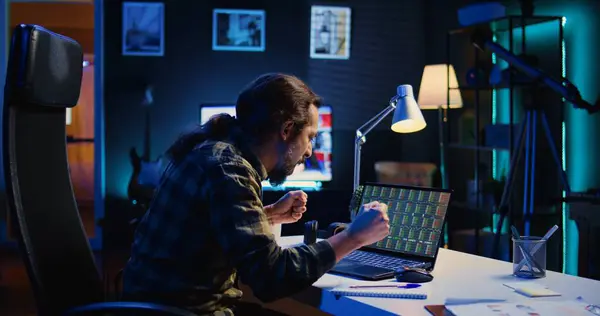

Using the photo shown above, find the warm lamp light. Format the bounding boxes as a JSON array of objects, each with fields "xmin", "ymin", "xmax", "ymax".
[
  {"xmin": 391, "ymin": 85, "xmax": 427, "ymax": 133},
  {"xmin": 353, "ymin": 85, "xmax": 426, "ymax": 192},
  {"xmin": 418, "ymin": 64, "xmax": 463, "ymax": 110}
]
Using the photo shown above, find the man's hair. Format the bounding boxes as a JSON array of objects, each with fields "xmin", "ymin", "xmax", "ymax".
[{"xmin": 166, "ymin": 73, "xmax": 322, "ymax": 162}]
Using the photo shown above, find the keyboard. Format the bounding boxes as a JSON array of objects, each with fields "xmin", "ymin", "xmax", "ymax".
[{"xmin": 345, "ymin": 250, "xmax": 425, "ymax": 270}]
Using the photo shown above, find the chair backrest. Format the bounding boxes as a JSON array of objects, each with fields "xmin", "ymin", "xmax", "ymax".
[{"xmin": 2, "ymin": 24, "xmax": 104, "ymax": 315}]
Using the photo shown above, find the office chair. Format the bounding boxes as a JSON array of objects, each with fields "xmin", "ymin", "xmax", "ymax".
[{"xmin": 2, "ymin": 24, "xmax": 195, "ymax": 316}]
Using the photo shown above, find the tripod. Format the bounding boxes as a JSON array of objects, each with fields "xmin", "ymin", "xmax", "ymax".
[{"xmin": 491, "ymin": 101, "xmax": 572, "ymax": 260}]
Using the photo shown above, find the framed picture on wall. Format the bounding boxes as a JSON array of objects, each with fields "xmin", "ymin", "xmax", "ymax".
[
  {"xmin": 213, "ymin": 9, "xmax": 265, "ymax": 52},
  {"xmin": 122, "ymin": 2, "xmax": 165, "ymax": 56},
  {"xmin": 310, "ymin": 6, "xmax": 351, "ymax": 60}
]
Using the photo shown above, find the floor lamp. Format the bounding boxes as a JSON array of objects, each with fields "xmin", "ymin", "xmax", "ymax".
[
  {"xmin": 353, "ymin": 85, "xmax": 427, "ymax": 211},
  {"xmin": 417, "ymin": 64, "xmax": 464, "ymax": 190},
  {"xmin": 418, "ymin": 64, "xmax": 463, "ymax": 248}
]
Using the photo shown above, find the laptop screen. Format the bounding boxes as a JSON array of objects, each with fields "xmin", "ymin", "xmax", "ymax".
[{"xmin": 359, "ymin": 184, "xmax": 451, "ymax": 258}]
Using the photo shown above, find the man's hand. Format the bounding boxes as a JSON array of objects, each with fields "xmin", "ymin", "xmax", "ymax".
[
  {"xmin": 265, "ymin": 190, "xmax": 307, "ymax": 225},
  {"xmin": 327, "ymin": 201, "xmax": 390, "ymax": 262},
  {"xmin": 346, "ymin": 201, "xmax": 390, "ymax": 247}
]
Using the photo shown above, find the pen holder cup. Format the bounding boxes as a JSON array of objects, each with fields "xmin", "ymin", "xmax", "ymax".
[{"xmin": 512, "ymin": 236, "xmax": 547, "ymax": 279}]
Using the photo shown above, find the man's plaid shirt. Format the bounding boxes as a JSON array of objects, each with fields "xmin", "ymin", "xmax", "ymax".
[{"xmin": 122, "ymin": 137, "xmax": 336, "ymax": 315}]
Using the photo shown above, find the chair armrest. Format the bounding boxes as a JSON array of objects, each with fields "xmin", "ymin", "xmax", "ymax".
[{"xmin": 64, "ymin": 301, "xmax": 198, "ymax": 316}]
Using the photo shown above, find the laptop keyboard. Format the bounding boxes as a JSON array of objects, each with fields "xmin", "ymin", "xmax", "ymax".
[{"xmin": 345, "ymin": 250, "xmax": 425, "ymax": 270}]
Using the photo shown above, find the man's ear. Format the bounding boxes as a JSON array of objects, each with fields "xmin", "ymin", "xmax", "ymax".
[{"xmin": 280, "ymin": 121, "xmax": 294, "ymax": 141}]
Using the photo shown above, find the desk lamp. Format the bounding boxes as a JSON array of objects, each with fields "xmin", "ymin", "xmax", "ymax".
[
  {"xmin": 353, "ymin": 85, "xmax": 426, "ymax": 192},
  {"xmin": 418, "ymin": 64, "xmax": 463, "ymax": 189}
]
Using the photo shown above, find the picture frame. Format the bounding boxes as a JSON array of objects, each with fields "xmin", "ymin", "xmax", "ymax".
[
  {"xmin": 213, "ymin": 9, "xmax": 266, "ymax": 52},
  {"xmin": 310, "ymin": 6, "xmax": 352, "ymax": 60},
  {"xmin": 122, "ymin": 2, "xmax": 165, "ymax": 56}
]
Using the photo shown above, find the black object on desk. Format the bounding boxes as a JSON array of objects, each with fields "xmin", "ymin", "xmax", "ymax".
[
  {"xmin": 303, "ymin": 221, "xmax": 348, "ymax": 245},
  {"xmin": 395, "ymin": 267, "xmax": 434, "ymax": 283},
  {"xmin": 303, "ymin": 220, "xmax": 318, "ymax": 244}
]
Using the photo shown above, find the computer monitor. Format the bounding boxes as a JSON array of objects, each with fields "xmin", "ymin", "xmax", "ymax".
[
  {"xmin": 199, "ymin": 104, "xmax": 333, "ymax": 189},
  {"xmin": 199, "ymin": 105, "xmax": 237, "ymax": 124}
]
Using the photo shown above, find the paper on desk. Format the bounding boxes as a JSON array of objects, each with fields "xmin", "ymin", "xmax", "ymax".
[
  {"xmin": 445, "ymin": 300, "xmax": 591, "ymax": 316},
  {"xmin": 312, "ymin": 274, "xmax": 343, "ymax": 288},
  {"xmin": 312, "ymin": 274, "xmax": 398, "ymax": 289}
]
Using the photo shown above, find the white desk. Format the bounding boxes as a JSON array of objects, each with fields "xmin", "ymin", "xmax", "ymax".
[{"xmin": 279, "ymin": 236, "xmax": 600, "ymax": 316}]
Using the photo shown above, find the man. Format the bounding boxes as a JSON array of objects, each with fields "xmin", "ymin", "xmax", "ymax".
[{"xmin": 122, "ymin": 73, "xmax": 390, "ymax": 315}]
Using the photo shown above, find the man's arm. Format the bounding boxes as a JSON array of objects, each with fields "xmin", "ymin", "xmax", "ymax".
[
  {"xmin": 262, "ymin": 204, "xmax": 277, "ymax": 226},
  {"xmin": 327, "ymin": 230, "xmax": 363, "ymax": 262},
  {"xmin": 207, "ymin": 157, "xmax": 361, "ymax": 302}
]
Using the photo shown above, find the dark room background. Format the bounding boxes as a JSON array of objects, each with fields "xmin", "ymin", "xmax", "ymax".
[
  {"xmin": 1, "ymin": 0, "xmax": 600, "ymax": 297},
  {"xmin": 102, "ymin": 0, "xmax": 436, "ymax": 240},
  {"xmin": 98, "ymin": 0, "xmax": 600, "ymax": 275},
  {"xmin": 103, "ymin": 0, "xmax": 431, "ymax": 200}
]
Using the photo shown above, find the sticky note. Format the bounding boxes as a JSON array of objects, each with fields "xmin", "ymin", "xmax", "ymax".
[{"xmin": 514, "ymin": 287, "xmax": 561, "ymax": 298}]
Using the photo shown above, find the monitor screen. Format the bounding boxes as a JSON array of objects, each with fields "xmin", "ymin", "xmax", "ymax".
[
  {"xmin": 199, "ymin": 104, "xmax": 333, "ymax": 188},
  {"xmin": 358, "ymin": 184, "xmax": 451, "ymax": 258},
  {"xmin": 199, "ymin": 105, "xmax": 237, "ymax": 124}
]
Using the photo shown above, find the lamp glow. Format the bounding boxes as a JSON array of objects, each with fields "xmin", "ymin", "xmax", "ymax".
[
  {"xmin": 392, "ymin": 85, "xmax": 427, "ymax": 133},
  {"xmin": 418, "ymin": 64, "xmax": 463, "ymax": 109}
]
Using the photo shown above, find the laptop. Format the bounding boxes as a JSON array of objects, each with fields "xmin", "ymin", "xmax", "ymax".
[{"xmin": 329, "ymin": 182, "xmax": 453, "ymax": 280}]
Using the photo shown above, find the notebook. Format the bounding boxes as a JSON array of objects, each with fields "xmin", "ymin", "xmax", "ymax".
[{"xmin": 330, "ymin": 286, "xmax": 428, "ymax": 299}]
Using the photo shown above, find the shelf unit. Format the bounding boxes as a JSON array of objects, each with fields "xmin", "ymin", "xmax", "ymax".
[{"xmin": 444, "ymin": 16, "xmax": 565, "ymax": 260}]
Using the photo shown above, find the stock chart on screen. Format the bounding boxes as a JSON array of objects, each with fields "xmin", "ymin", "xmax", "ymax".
[{"xmin": 361, "ymin": 185, "xmax": 451, "ymax": 258}]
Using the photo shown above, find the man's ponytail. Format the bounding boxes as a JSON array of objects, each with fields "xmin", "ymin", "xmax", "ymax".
[{"xmin": 165, "ymin": 113, "xmax": 239, "ymax": 163}]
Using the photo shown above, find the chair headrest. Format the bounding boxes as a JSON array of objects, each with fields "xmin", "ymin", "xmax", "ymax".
[{"xmin": 5, "ymin": 24, "xmax": 83, "ymax": 108}]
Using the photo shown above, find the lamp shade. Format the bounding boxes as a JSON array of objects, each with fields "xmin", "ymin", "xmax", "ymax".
[
  {"xmin": 391, "ymin": 85, "xmax": 427, "ymax": 133},
  {"xmin": 418, "ymin": 64, "xmax": 463, "ymax": 110}
]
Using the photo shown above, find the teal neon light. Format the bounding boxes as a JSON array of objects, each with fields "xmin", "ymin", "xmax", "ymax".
[
  {"xmin": 492, "ymin": 34, "xmax": 498, "ymax": 181},
  {"xmin": 492, "ymin": 34, "xmax": 499, "ymax": 233},
  {"xmin": 560, "ymin": 17, "xmax": 568, "ymax": 274}
]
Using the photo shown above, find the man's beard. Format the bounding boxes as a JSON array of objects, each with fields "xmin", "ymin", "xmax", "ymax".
[{"xmin": 268, "ymin": 143, "xmax": 304, "ymax": 187}]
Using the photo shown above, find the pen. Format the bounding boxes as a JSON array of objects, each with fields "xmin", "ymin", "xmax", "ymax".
[
  {"xmin": 511, "ymin": 226, "xmax": 546, "ymax": 275},
  {"xmin": 349, "ymin": 283, "xmax": 421, "ymax": 289},
  {"xmin": 510, "ymin": 226, "xmax": 534, "ymax": 273}
]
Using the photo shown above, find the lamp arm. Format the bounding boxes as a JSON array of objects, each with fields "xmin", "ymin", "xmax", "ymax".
[
  {"xmin": 353, "ymin": 99, "xmax": 398, "ymax": 192},
  {"xmin": 356, "ymin": 99, "xmax": 398, "ymax": 139}
]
